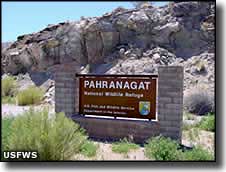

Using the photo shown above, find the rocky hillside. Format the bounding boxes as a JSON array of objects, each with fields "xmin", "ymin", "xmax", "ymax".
[
  {"xmin": 2, "ymin": 42, "xmax": 12, "ymax": 52},
  {"xmin": 2, "ymin": 2, "xmax": 215, "ymax": 96}
]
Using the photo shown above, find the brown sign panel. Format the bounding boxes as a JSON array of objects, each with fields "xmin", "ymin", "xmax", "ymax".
[{"xmin": 78, "ymin": 75, "xmax": 157, "ymax": 120}]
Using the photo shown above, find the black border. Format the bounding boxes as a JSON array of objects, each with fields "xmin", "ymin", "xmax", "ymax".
[{"xmin": 0, "ymin": 0, "xmax": 219, "ymax": 165}]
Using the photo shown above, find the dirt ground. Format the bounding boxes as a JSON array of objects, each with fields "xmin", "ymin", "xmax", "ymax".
[{"xmin": 182, "ymin": 130, "xmax": 215, "ymax": 153}]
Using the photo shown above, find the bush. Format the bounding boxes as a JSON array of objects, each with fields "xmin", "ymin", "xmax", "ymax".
[
  {"xmin": 144, "ymin": 136, "xmax": 182, "ymax": 160},
  {"xmin": 1, "ymin": 117, "xmax": 14, "ymax": 160},
  {"xmin": 16, "ymin": 86, "xmax": 44, "ymax": 106},
  {"xmin": 183, "ymin": 146, "xmax": 214, "ymax": 160},
  {"xmin": 80, "ymin": 141, "xmax": 98, "ymax": 157},
  {"xmin": 2, "ymin": 76, "xmax": 17, "ymax": 97},
  {"xmin": 197, "ymin": 113, "xmax": 215, "ymax": 132},
  {"xmin": 2, "ymin": 96, "xmax": 16, "ymax": 104},
  {"xmin": 5, "ymin": 108, "xmax": 87, "ymax": 160},
  {"xmin": 2, "ymin": 117, "xmax": 14, "ymax": 151},
  {"xmin": 184, "ymin": 88, "xmax": 214, "ymax": 115},
  {"xmin": 112, "ymin": 138, "xmax": 139, "ymax": 154}
]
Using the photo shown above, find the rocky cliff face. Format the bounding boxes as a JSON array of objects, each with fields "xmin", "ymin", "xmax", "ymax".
[
  {"xmin": 2, "ymin": 2, "xmax": 214, "ymax": 73},
  {"xmin": 2, "ymin": 42, "xmax": 12, "ymax": 51}
]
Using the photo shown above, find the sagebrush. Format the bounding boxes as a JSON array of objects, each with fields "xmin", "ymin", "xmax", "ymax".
[
  {"xmin": 144, "ymin": 136, "xmax": 214, "ymax": 161},
  {"xmin": 2, "ymin": 76, "xmax": 17, "ymax": 97},
  {"xmin": 80, "ymin": 141, "xmax": 98, "ymax": 157},
  {"xmin": 5, "ymin": 108, "xmax": 87, "ymax": 160},
  {"xmin": 184, "ymin": 88, "xmax": 214, "ymax": 115},
  {"xmin": 16, "ymin": 86, "xmax": 44, "ymax": 105},
  {"xmin": 183, "ymin": 146, "xmax": 214, "ymax": 160},
  {"xmin": 145, "ymin": 136, "xmax": 182, "ymax": 160},
  {"xmin": 197, "ymin": 113, "xmax": 215, "ymax": 132}
]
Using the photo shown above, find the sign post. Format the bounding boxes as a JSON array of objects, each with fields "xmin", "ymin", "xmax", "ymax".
[{"xmin": 77, "ymin": 74, "xmax": 157, "ymax": 120}]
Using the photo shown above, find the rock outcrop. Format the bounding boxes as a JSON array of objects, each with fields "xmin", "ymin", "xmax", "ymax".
[
  {"xmin": 2, "ymin": 2, "xmax": 214, "ymax": 75},
  {"xmin": 2, "ymin": 42, "xmax": 12, "ymax": 51}
]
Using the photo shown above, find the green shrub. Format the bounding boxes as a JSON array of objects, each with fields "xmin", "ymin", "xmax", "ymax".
[
  {"xmin": 112, "ymin": 138, "xmax": 139, "ymax": 154},
  {"xmin": 2, "ymin": 117, "xmax": 14, "ymax": 151},
  {"xmin": 2, "ymin": 76, "xmax": 17, "ymax": 97},
  {"xmin": 2, "ymin": 96, "xmax": 16, "ymax": 104},
  {"xmin": 197, "ymin": 114, "xmax": 215, "ymax": 132},
  {"xmin": 6, "ymin": 108, "xmax": 87, "ymax": 160},
  {"xmin": 16, "ymin": 86, "xmax": 44, "ymax": 106},
  {"xmin": 145, "ymin": 136, "xmax": 182, "ymax": 160},
  {"xmin": 80, "ymin": 141, "xmax": 98, "ymax": 157},
  {"xmin": 183, "ymin": 146, "xmax": 214, "ymax": 160}
]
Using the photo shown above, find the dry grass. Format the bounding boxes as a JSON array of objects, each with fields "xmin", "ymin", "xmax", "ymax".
[
  {"xmin": 183, "ymin": 112, "xmax": 196, "ymax": 120},
  {"xmin": 16, "ymin": 86, "xmax": 44, "ymax": 106},
  {"xmin": 2, "ymin": 76, "xmax": 17, "ymax": 97}
]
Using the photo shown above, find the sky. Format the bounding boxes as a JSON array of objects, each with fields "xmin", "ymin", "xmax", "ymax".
[{"xmin": 2, "ymin": 1, "xmax": 168, "ymax": 42}]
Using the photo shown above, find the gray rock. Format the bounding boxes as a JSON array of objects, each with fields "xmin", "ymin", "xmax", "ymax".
[
  {"xmin": 2, "ymin": 1, "xmax": 214, "ymax": 90},
  {"xmin": 152, "ymin": 53, "xmax": 160, "ymax": 63},
  {"xmin": 119, "ymin": 48, "xmax": 126, "ymax": 57}
]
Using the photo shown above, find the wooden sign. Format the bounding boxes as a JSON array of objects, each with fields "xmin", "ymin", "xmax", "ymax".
[{"xmin": 77, "ymin": 74, "xmax": 157, "ymax": 120}]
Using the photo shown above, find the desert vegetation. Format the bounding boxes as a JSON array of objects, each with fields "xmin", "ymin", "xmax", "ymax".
[
  {"xmin": 112, "ymin": 138, "xmax": 139, "ymax": 154},
  {"xmin": 183, "ymin": 113, "xmax": 215, "ymax": 132},
  {"xmin": 184, "ymin": 88, "xmax": 214, "ymax": 115},
  {"xmin": 144, "ymin": 136, "xmax": 214, "ymax": 161},
  {"xmin": 2, "ymin": 76, "xmax": 17, "ymax": 97},
  {"xmin": 182, "ymin": 146, "xmax": 214, "ymax": 160},
  {"xmin": 2, "ymin": 108, "xmax": 94, "ymax": 160},
  {"xmin": 1, "ymin": 76, "xmax": 215, "ymax": 161},
  {"xmin": 145, "ymin": 136, "xmax": 182, "ymax": 160},
  {"xmin": 1, "ymin": 108, "xmax": 215, "ymax": 161},
  {"xmin": 2, "ymin": 117, "xmax": 14, "ymax": 153},
  {"xmin": 80, "ymin": 141, "xmax": 98, "ymax": 157},
  {"xmin": 182, "ymin": 110, "xmax": 215, "ymax": 157},
  {"xmin": 16, "ymin": 86, "xmax": 44, "ymax": 106},
  {"xmin": 2, "ymin": 76, "xmax": 44, "ymax": 106},
  {"xmin": 197, "ymin": 113, "xmax": 215, "ymax": 132},
  {"xmin": 2, "ymin": 76, "xmax": 17, "ymax": 104}
]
